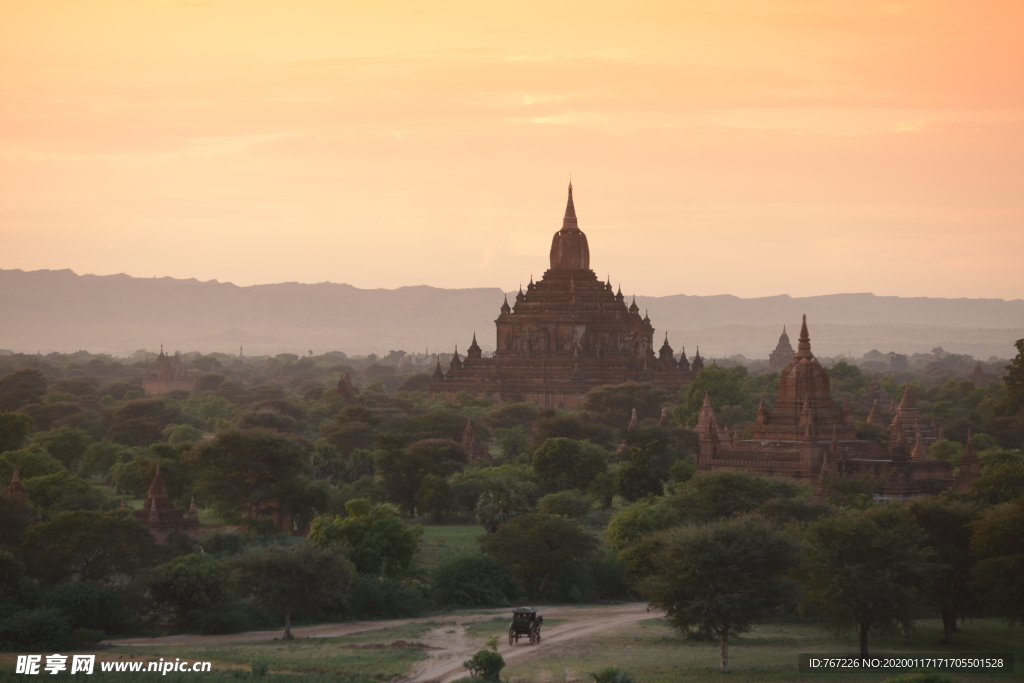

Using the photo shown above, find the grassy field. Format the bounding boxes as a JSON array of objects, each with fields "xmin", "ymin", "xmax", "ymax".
[
  {"xmin": 503, "ymin": 617, "xmax": 1023, "ymax": 683},
  {"xmin": 416, "ymin": 523, "xmax": 486, "ymax": 569},
  {"xmin": 2, "ymin": 615, "xmax": 1020, "ymax": 683},
  {"xmin": 0, "ymin": 622, "xmax": 444, "ymax": 683}
]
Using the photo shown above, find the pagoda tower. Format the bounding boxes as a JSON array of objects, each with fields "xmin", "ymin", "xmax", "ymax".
[{"xmin": 431, "ymin": 184, "xmax": 695, "ymax": 407}]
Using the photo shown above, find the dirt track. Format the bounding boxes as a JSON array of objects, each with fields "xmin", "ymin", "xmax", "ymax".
[{"xmin": 111, "ymin": 602, "xmax": 657, "ymax": 682}]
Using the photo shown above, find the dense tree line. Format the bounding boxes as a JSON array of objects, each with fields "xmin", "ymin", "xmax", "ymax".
[{"xmin": 0, "ymin": 340, "xmax": 1022, "ymax": 657}]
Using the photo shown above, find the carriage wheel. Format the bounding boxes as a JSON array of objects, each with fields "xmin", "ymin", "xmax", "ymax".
[{"xmin": 508, "ymin": 628, "xmax": 515, "ymax": 646}]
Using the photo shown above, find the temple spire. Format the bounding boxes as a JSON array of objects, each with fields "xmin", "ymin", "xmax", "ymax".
[
  {"xmin": 796, "ymin": 314, "xmax": 812, "ymax": 356},
  {"xmin": 563, "ymin": 181, "xmax": 577, "ymax": 229}
]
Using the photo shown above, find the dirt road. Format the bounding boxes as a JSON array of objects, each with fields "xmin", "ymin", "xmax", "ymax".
[
  {"xmin": 403, "ymin": 603, "xmax": 655, "ymax": 683},
  {"xmin": 111, "ymin": 602, "xmax": 657, "ymax": 682}
]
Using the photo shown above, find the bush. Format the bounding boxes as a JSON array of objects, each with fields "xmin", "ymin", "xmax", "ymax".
[
  {"xmin": 538, "ymin": 489, "xmax": 592, "ymax": 518},
  {"xmin": 45, "ymin": 581, "xmax": 141, "ymax": 635},
  {"xmin": 591, "ymin": 667, "xmax": 638, "ymax": 683},
  {"xmin": 463, "ymin": 650, "xmax": 505, "ymax": 682},
  {"xmin": 0, "ymin": 608, "xmax": 71, "ymax": 651},
  {"xmin": 350, "ymin": 576, "xmax": 427, "ymax": 619},
  {"xmin": 433, "ymin": 555, "xmax": 522, "ymax": 608},
  {"xmin": 606, "ymin": 498, "xmax": 681, "ymax": 551}
]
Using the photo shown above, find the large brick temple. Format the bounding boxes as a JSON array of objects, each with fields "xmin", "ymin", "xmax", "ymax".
[
  {"xmin": 431, "ymin": 184, "xmax": 696, "ymax": 407},
  {"xmin": 696, "ymin": 316, "xmax": 977, "ymax": 497}
]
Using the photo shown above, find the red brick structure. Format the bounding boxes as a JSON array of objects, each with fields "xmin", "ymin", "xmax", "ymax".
[
  {"xmin": 857, "ymin": 373, "xmax": 892, "ymax": 411},
  {"xmin": 461, "ymin": 420, "xmax": 491, "ymax": 461},
  {"xmin": 697, "ymin": 316, "xmax": 973, "ymax": 498},
  {"xmin": 431, "ymin": 185, "xmax": 696, "ymax": 407},
  {"xmin": 5, "ymin": 466, "xmax": 26, "ymax": 498},
  {"xmin": 143, "ymin": 347, "xmax": 194, "ymax": 397},
  {"xmin": 132, "ymin": 462, "xmax": 199, "ymax": 543}
]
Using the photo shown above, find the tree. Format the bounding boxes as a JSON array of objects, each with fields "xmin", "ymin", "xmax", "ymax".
[
  {"xmin": 494, "ymin": 426, "xmax": 530, "ymax": 459},
  {"xmin": 308, "ymin": 498, "xmax": 421, "ymax": 577},
  {"xmin": 675, "ymin": 366, "xmax": 749, "ymax": 427},
  {"xmin": 20, "ymin": 510, "xmax": 156, "ymax": 585},
  {"xmin": 908, "ymin": 497, "xmax": 981, "ymax": 643},
  {"xmin": 184, "ymin": 428, "xmax": 314, "ymax": 531},
  {"xmin": 401, "ymin": 410, "xmax": 471, "ymax": 442},
  {"xmin": 229, "ymin": 544, "xmax": 355, "ymax": 639},
  {"xmin": 475, "ymin": 479, "xmax": 532, "ymax": 533},
  {"xmin": 616, "ymin": 444, "xmax": 666, "ymax": 501},
  {"xmin": 797, "ymin": 506, "xmax": 938, "ymax": 656},
  {"xmin": 479, "ymin": 513, "xmax": 599, "ymax": 597},
  {"xmin": 376, "ymin": 438, "xmax": 466, "ymax": 515},
  {"xmin": 637, "ymin": 515, "xmax": 799, "ymax": 672},
  {"xmin": 29, "ymin": 426, "xmax": 93, "ymax": 470},
  {"xmin": 538, "ymin": 490, "xmax": 592, "ymax": 518},
  {"xmin": 463, "ymin": 650, "xmax": 505, "ymax": 682},
  {"xmin": 23, "ymin": 471, "xmax": 112, "ymax": 512},
  {"xmin": 1001, "ymin": 338, "xmax": 1024, "ymax": 415},
  {"xmin": 668, "ymin": 469, "xmax": 803, "ymax": 523},
  {"xmin": 148, "ymin": 554, "xmax": 233, "ymax": 629},
  {"xmin": 969, "ymin": 461, "xmax": 1024, "ymax": 505},
  {"xmin": 582, "ymin": 383, "xmax": 667, "ymax": 428},
  {"xmin": 320, "ymin": 421, "xmax": 378, "ymax": 457},
  {"xmin": 484, "ymin": 401, "xmax": 540, "ymax": 429},
  {"xmin": 605, "ymin": 498, "xmax": 681, "ymax": 551},
  {"xmin": 532, "ymin": 414, "xmax": 612, "ymax": 450},
  {"xmin": 0, "ymin": 368, "xmax": 47, "ymax": 411},
  {"xmin": 532, "ymin": 437, "xmax": 607, "ymax": 493},
  {"xmin": 0, "ymin": 412, "xmax": 35, "ymax": 454},
  {"xmin": 433, "ymin": 554, "xmax": 521, "ymax": 607},
  {"xmin": 971, "ymin": 497, "xmax": 1024, "ymax": 623},
  {"xmin": 0, "ymin": 447, "xmax": 65, "ymax": 483}
]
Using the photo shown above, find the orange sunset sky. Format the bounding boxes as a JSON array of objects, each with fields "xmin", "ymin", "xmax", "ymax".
[{"xmin": 1, "ymin": 1, "xmax": 1022, "ymax": 299}]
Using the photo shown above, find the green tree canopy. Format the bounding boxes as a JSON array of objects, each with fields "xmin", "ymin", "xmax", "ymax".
[
  {"xmin": 796, "ymin": 506, "xmax": 938, "ymax": 656},
  {"xmin": 1001, "ymin": 338, "xmax": 1024, "ymax": 415},
  {"xmin": 484, "ymin": 401, "xmax": 540, "ymax": 429},
  {"xmin": 675, "ymin": 366, "xmax": 749, "ymax": 427},
  {"xmin": 636, "ymin": 515, "xmax": 800, "ymax": 672},
  {"xmin": 0, "ymin": 412, "xmax": 35, "ymax": 454},
  {"xmin": 532, "ymin": 437, "xmax": 608, "ymax": 493},
  {"xmin": 29, "ymin": 426, "xmax": 93, "ymax": 470},
  {"xmin": 532, "ymin": 414, "xmax": 613, "ymax": 450},
  {"xmin": 376, "ymin": 438, "xmax": 466, "ymax": 514},
  {"xmin": 606, "ymin": 498, "xmax": 682, "ymax": 552},
  {"xmin": 0, "ymin": 368, "xmax": 47, "ymax": 411},
  {"xmin": 24, "ymin": 471, "xmax": 112, "ymax": 513},
  {"xmin": 475, "ymin": 478, "xmax": 533, "ymax": 533},
  {"xmin": 971, "ymin": 497, "xmax": 1024, "ymax": 623},
  {"xmin": 0, "ymin": 447, "xmax": 65, "ymax": 483},
  {"xmin": 538, "ymin": 489, "xmax": 592, "ymax": 518},
  {"xmin": 479, "ymin": 513, "xmax": 599, "ymax": 598},
  {"xmin": 308, "ymin": 498, "xmax": 421, "ymax": 577},
  {"xmin": 969, "ymin": 461, "xmax": 1024, "ymax": 505},
  {"xmin": 184, "ymin": 428, "xmax": 315, "ymax": 531},
  {"xmin": 908, "ymin": 497, "xmax": 981, "ymax": 643},
  {"xmin": 228, "ymin": 543, "xmax": 355, "ymax": 638},
  {"xmin": 148, "ymin": 554, "xmax": 233, "ymax": 628},
  {"xmin": 668, "ymin": 469, "xmax": 804, "ymax": 523},
  {"xmin": 21, "ymin": 509, "xmax": 156, "ymax": 585},
  {"xmin": 582, "ymin": 383, "xmax": 667, "ymax": 429}
]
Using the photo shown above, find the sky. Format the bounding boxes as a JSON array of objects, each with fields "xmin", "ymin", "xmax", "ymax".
[{"xmin": 1, "ymin": 0, "xmax": 1022, "ymax": 300}]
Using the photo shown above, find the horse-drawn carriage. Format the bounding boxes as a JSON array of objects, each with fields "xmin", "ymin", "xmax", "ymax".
[{"xmin": 508, "ymin": 607, "xmax": 543, "ymax": 645}]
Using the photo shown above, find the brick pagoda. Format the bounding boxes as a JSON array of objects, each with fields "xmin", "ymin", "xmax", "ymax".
[{"xmin": 431, "ymin": 184, "xmax": 696, "ymax": 407}]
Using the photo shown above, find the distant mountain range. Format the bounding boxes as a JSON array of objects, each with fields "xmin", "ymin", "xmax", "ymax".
[{"xmin": 1, "ymin": 269, "xmax": 1022, "ymax": 360}]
